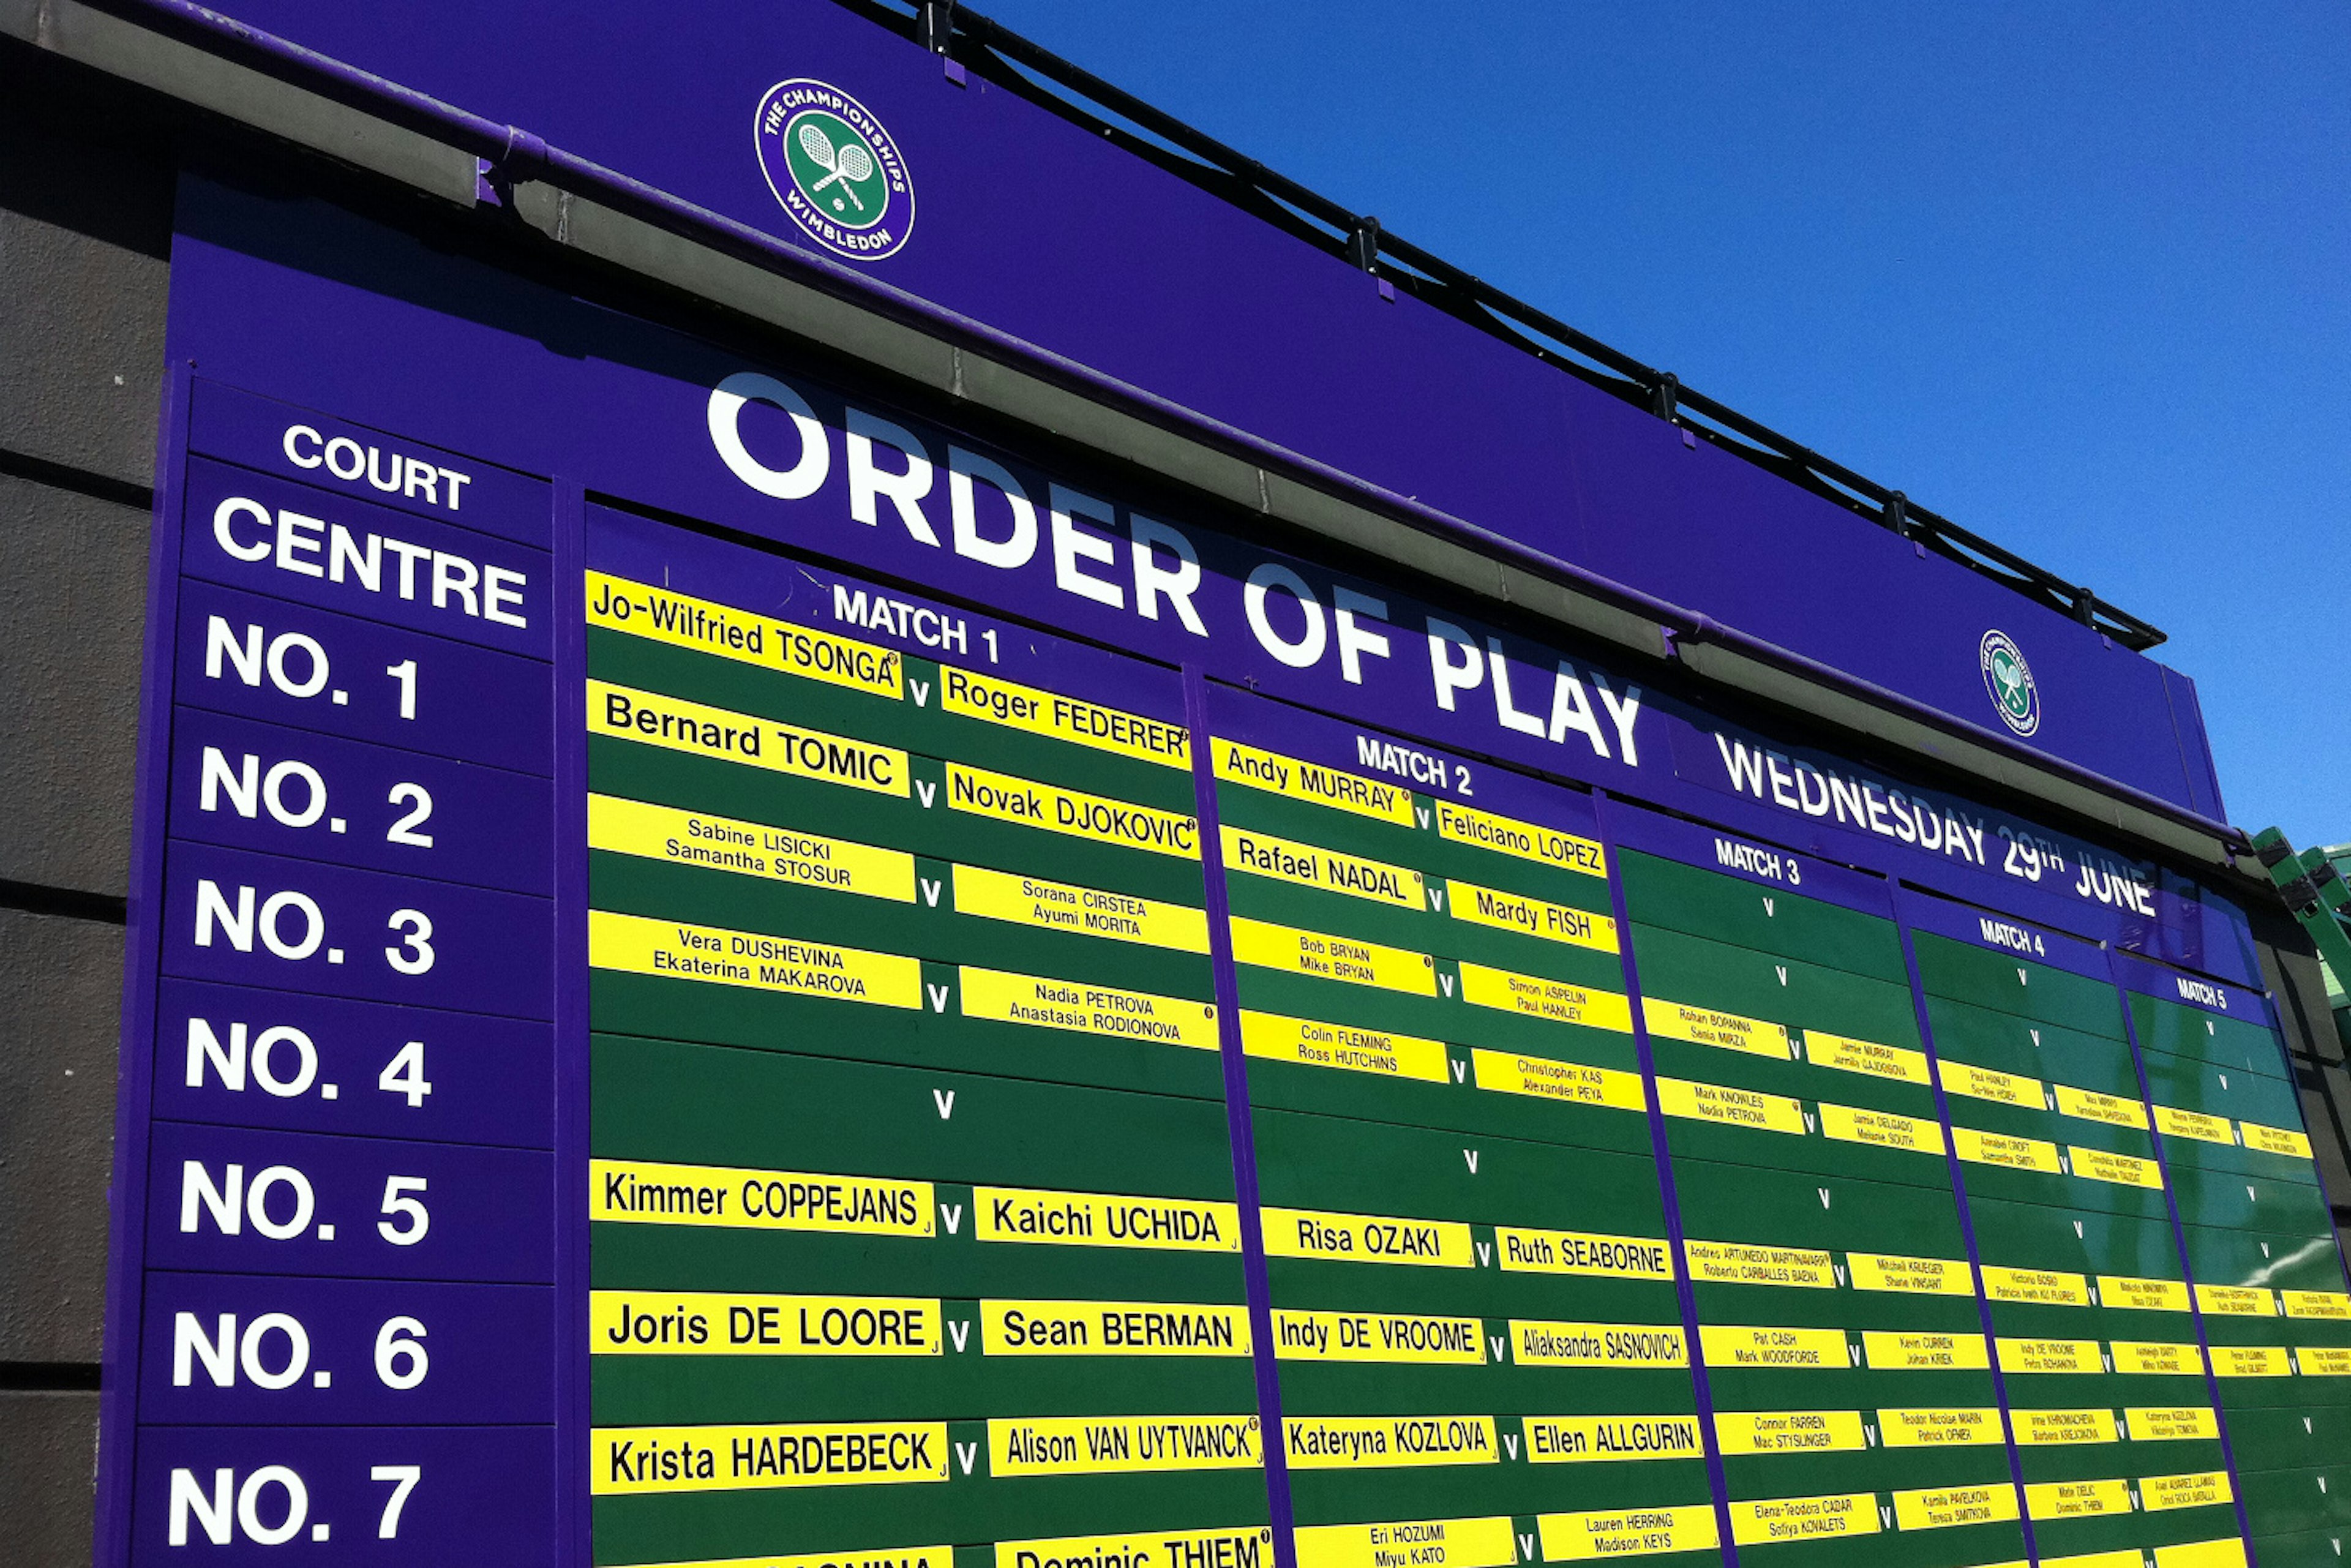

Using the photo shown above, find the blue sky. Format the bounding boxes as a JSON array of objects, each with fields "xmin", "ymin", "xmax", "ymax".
[{"xmin": 980, "ymin": 1, "xmax": 2349, "ymax": 849}]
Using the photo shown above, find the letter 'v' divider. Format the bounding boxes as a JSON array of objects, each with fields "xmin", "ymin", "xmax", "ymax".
[
  {"xmin": 1183, "ymin": 667, "xmax": 1297, "ymax": 1568},
  {"xmin": 2106, "ymin": 948, "xmax": 2262, "ymax": 1564},
  {"xmin": 1591, "ymin": 789, "xmax": 1744, "ymax": 1566},
  {"xmin": 1889, "ymin": 883, "xmax": 2041, "ymax": 1567}
]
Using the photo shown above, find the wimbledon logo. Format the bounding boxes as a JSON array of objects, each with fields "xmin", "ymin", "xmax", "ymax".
[
  {"xmin": 754, "ymin": 79, "xmax": 914, "ymax": 261},
  {"xmin": 1979, "ymin": 630, "xmax": 2040, "ymax": 737}
]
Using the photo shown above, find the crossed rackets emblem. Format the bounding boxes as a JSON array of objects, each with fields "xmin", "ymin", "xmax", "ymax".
[{"xmin": 797, "ymin": 122, "xmax": 876, "ymax": 211}]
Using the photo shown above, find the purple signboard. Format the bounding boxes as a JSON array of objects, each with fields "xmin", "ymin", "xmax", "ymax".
[
  {"xmin": 159, "ymin": 0, "xmax": 2221, "ymax": 816},
  {"xmin": 90, "ymin": 10, "xmax": 2329, "ymax": 1564}
]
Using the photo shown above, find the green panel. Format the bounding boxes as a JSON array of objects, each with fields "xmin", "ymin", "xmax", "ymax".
[
  {"xmin": 2182, "ymin": 1223, "xmax": 2349, "ymax": 1296},
  {"xmin": 2129, "ymin": 991, "xmax": 2291, "ymax": 1081},
  {"xmin": 2170, "ymin": 1166, "xmax": 2333, "ymax": 1239},
  {"xmin": 1923, "ymin": 994, "xmax": 2142, "ymax": 1100},
  {"xmin": 1966, "ymin": 1193, "xmax": 2185, "ymax": 1281},
  {"xmin": 2254, "ymin": 1523, "xmax": 2351, "ymax": 1568},
  {"xmin": 2142, "ymin": 1047, "xmax": 2304, "ymax": 1128},
  {"xmin": 2240, "ymin": 1461, "xmax": 2351, "ymax": 1536},
  {"xmin": 1630, "ymin": 926, "xmax": 1924, "ymax": 1049},
  {"xmin": 1910, "ymin": 931, "xmax": 2125, "ymax": 1037},
  {"xmin": 2226, "ymin": 1401, "xmax": 2351, "ymax": 1474},
  {"xmin": 1616, "ymin": 850, "xmax": 1905, "ymax": 984}
]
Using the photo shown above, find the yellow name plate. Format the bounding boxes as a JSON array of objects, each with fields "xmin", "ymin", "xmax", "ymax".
[
  {"xmin": 1496, "ymin": 1227, "xmax": 1673, "ymax": 1280},
  {"xmin": 1432, "ymin": 801, "xmax": 1607, "ymax": 877},
  {"xmin": 591, "ymin": 1291, "xmax": 940, "ymax": 1355},
  {"xmin": 1458, "ymin": 964, "xmax": 1633, "ymax": 1030},
  {"xmin": 1537, "ymin": 1507, "xmax": 1717, "ymax": 1562},
  {"xmin": 1700, "ymin": 1325, "xmax": 1848, "ymax": 1371},
  {"xmin": 588, "ymin": 795, "xmax": 915, "ymax": 901},
  {"xmin": 1862, "ymin": 1330, "xmax": 1989, "ymax": 1370},
  {"xmin": 2055, "ymin": 1083, "xmax": 2149, "ymax": 1130},
  {"xmin": 2283, "ymin": 1289, "xmax": 2351, "ymax": 1319},
  {"xmin": 1283, "ymin": 1415, "xmax": 1496, "ymax": 1468},
  {"xmin": 1657, "ymin": 1077, "xmax": 1807, "ymax": 1136},
  {"xmin": 1681, "ymin": 1239, "xmax": 1838, "ymax": 1290},
  {"xmin": 590, "ymin": 910, "xmax": 923, "ymax": 1007},
  {"xmin": 591, "ymin": 1160, "xmax": 932, "ymax": 1236},
  {"xmin": 1260, "ymin": 1206, "xmax": 1474, "ymax": 1268},
  {"xmin": 2112, "ymin": 1341, "xmax": 2205, "ymax": 1376},
  {"xmin": 1803, "ymin": 1030, "xmax": 1928, "ymax": 1084},
  {"xmin": 1996, "ymin": 1338, "xmax": 2101, "ymax": 1375},
  {"xmin": 2011, "ymin": 1408, "xmax": 2119, "ymax": 1446},
  {"xmin": 1247, "ymin": 1010, "xmax": 1448, "ymax": 1083},
  {"xmin": 2152, "ymin": 1104, "xmax": 2234, "ymax": 1146},
  {"xmin": 1445, "ymin": 879, "xmax": 1617, "ymax": 951},
  {"xmin": 939, "ymin": 665, "xmax": 1189, "ymax": 768},
  {"xmin": 982, "ymin": 1300, "xmax": 1251, "ymax": 1357},
  {"xmin": 1228, "ymin": 917, "xmax": 1435, "ymax": 994},
  {"xmin": 1214, "ymin": 741, "xmax": 1412, "ymax": 823},
  {"xmin": 1526, "ymin": 1415, "xmax": 1704, "ymax": 1463},
  {"xmin": 1979, "ymin": 1265, "xmax": 2091, "ymax": 1307},
  {"xmin": 2194, "ymin": 1284, "xmax": 2276, "ymax": 1317},
  {"xmin": 590, "ymin": 680, "xmax": 907, "ymax": 794},
  {"xmin": 997, "ymin": 1529, "xmax": 1270, "ymax": 1568},
  {"xmin": 2025, "ymin": 1477, "xmax": 2129, "ymax": 1519},
  {"xmin": 952, "ymin": 864, "xmax": 1209, "ymax": 951},
  {"xmin": 1471, "ymin": 1049, "xmax": 1646, "ymax": 1111},
  {"xmin": 1294, "ymin": 1518, "xmax": 1511, "ymax": 1568},
  {"xmin": 1727, "ymin": 1493, "xmax": 1877, "ymax": 1547},
  {"xmin": 1818, "ymin": 1103, "xmax": 1944, "ymax": 1156},
  {"xmin": 1510, "ymin": 1321, "xmax": 1687, "ymax": 1367},
  {"xmin": 1876, "ymin": 1407, "xmax": 2004, "ymax": 1447},
  {"xmin": 1642, "ymin": 1000, "xmax": 1791, "ymax": 1059},
  {"xmin": 974, "ymin": 1187, "xmax": 1240, "ymax": 1253},
  {"xmin": 2126, "ymin": 1406, "xmax": 2219, "ymax": 1441},
  {"xmin": 992, "ymin": 1415, "xmax": 1262, "ymax": 1476},
  {"xmin": 1848, "ymin": 1252, "xmax": 1976, "ymax": 1297},
  {"xmin": 2069, "ymin": 1145, "xmax": 2164, "ymax": 1190},
  {"xmin": 947, "ymin": 762, "xmax": 1198, "ymax": 857},
  {"xmin": 2101, "ymin": 1275, "xmax": 2192, "ymax": 1313},
  {"xmin": 2241, "ymin": 1120, "xmax": 2314, "ymax": 1158},
  {"xmin": 594, "ymin": 1422, "xmax": 948, "ymax": 1495},
  {"xmin": 1221, "ymin": 824, "xmax": 1422, "ymax": 909},
  {"xmin": 1271, "ymin": 1310, "xmax": 1483, "ymax": 1365},
  {"xmin": 2142, "ymin": 1472, "xmax": 2234, "ymax": 1513},
  {"xmin": 1892, "ymin": 1482, "xmax": 2019, "ymax": 1531},
  {"xmin": 1940, "ymin": 1060, "xmax": 2042, "ymax": 1108},
  {"xmin": 587, "ymin": 572, "xmax": 902, "ymax": 697},
  {"xmin": 1952, "ymin": 1125, "xmax": 2062, "ymax": 1174},
  {"xmin": 2210, "ymin": 1344, "xmax": 2292, "ymax": 1378},
  {"xmin": 1714, "ymin": 1409, "xmax": 1864, "ymax": 1455},
  {"xmin": 961, "ymin": 967, "xmax": 1218, "ymax": 1051}
]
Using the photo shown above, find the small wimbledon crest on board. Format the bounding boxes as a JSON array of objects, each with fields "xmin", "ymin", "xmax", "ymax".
[
  {"xmin": 754, "ymin": 78, "xmax": 915, "ymax": 260},
  {"xmin": 1979, "ymin": 629, "xmax": 2039, "ymax": 737}
]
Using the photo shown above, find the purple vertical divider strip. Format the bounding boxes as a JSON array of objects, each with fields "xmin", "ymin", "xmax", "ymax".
[
  {"xmin": 1590, "ymin": 790, "xmax": 1738, "ymax": 1567},
  {"xmin": 1888, "ymin": 882, "xmax": 2040, "ymax": 1565},
  {"xmin": 94, "ymin": 359, "xmax": 195, "ymax": 1568},
  {"xmin": 1181, "ymin": 668, "xmax": 1294, "ymax": 1567},
  {"xmin": 2106, "ymin": 948, "xmax": 2265, "ymax": 1566},
  {"xmin": 553, "ymin": 480, "xmax": 592, "ymax": 1568}
]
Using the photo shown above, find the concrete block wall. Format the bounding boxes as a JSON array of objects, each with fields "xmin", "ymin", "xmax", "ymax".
[{"xmin": 0, "ymin": 75, "xmax": 171, "ymax": 1565}]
